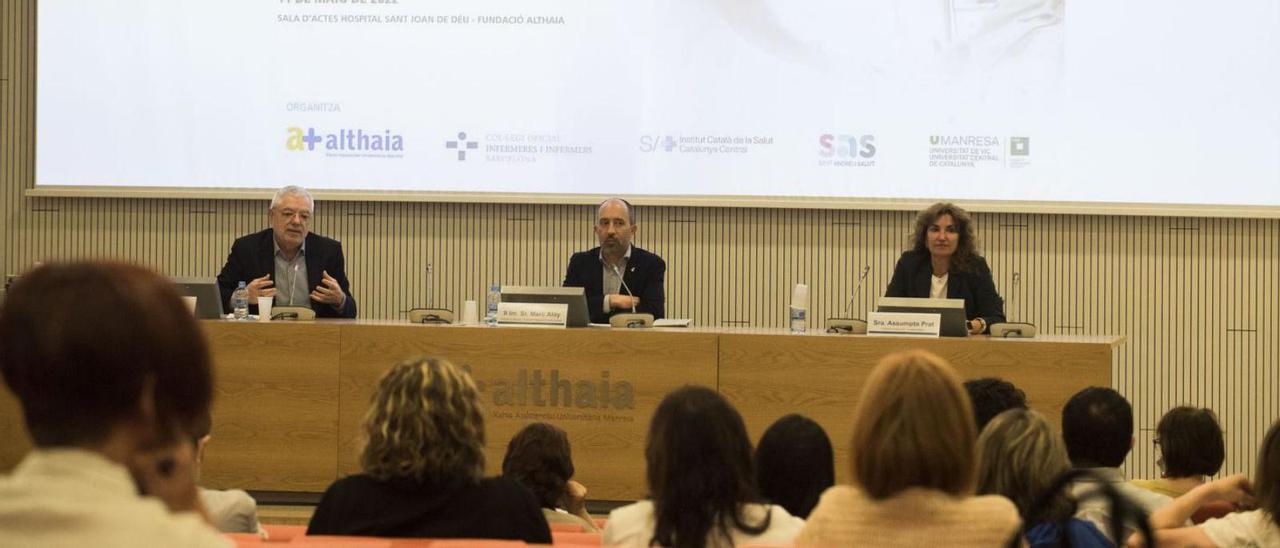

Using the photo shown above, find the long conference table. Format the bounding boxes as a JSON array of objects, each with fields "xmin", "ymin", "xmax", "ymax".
[{"xmin": 0, "ymin": 320, "xmax": 1122, "ymax": 501}]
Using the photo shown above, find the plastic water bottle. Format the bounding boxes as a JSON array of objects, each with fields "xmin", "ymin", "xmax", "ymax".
[
  {"xmin": 485, "ymin": 284, "xmax": 500, "ymax": 326},
  {"xmin": 232, "ymin": 281, "xmax": 249, "ymax": 320},
  {"xmin": 789, "ymin": 306, "xmax": 807, "ymax": 334},
  {"xmin": 789, "ymin": 283, "xmax": 809, "ymax": 334}
]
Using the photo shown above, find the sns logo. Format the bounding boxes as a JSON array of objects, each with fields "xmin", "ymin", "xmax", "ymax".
[
  {"xmin": 286, "ymin": 127, "xmax": 404, "ymax": 152},
  {"xmin": 819, "ymin": 134, "xmax": 876, "ymax": 159}
]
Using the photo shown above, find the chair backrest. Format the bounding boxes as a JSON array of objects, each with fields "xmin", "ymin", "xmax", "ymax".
[
  {"xmin": 272, "ymin": 306, "xmax": 317, "ymax": 321},
  {"xmin": 408, "ymin": 308, "xmax": 454, "ymax": 324},
  {"xmin": 550, "ymin": 531, "xmax": 602, "ymax": 546},
  {"xmin": 548, "ymin": 523, "xmax": 585, "ymax": 533},
  {"xmin": 289, "ymin": 536, "xmax": 391, "ymax": 547},
  {"xmin": 226, "ymin": 532, "xmax": 265, "ymax": 545},
  {"xmin": 427, "ymin": 540, "xmax": 526, "ymax": 548},
  {"xmin": 263, "ymin": 524, "xmax": 307, "ymax": 542}
]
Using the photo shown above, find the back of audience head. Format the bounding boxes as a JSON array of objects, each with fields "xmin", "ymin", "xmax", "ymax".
[
  {"xmin": 1259, "ymin": 419, "xmax": 1280, "ymax": 526},
  {"xmin": 965, "ymin": 377, "xmax": 1028, "ymax": 432},
  {"xmin": 976, "ymin": 409, "xmax": 1074, "ymax": 524},
  {"xmin": 755, "ymin": 414, "xmax": 834, "ymax": 518},
  {"xmin": 502, "ymin": 422, "xmax": 575, "ymax": 509},
  {"xmin": 646, "ymin": 385, "xmax": 768, "ymax": 548},
  {"xmin": 850, "ymin": 349, "xmax": 976, "ymax": 499},
  {"xmin": 1155, "ymin": 406, "xmax": 1224, "ymax": 479},
  {"xmin": 1062, "ymin": 386, "xmax": 1132, "ymax": 468},
  {"xmin": 360, "ymin": 356, "xmax": 485, "ymax": 484},
  {"xmin": 0, "ymin": 261, "xmax": 212, "ymax": 450}
]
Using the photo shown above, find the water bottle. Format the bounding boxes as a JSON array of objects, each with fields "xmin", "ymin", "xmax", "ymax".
[
  {"xmin": 485, "ymin": 283, "xmax": 500, "ymax": 326},
  {"xmin": 789, "ymin": 306, "xmax": 807, "ymax": 334},
  {"xmin": 789, "ymin": 283, "xmax": 809, "ymax": 334},
  {"xmin": 232, "ymin": 281, "xmax": 249, "ymax": 320}
]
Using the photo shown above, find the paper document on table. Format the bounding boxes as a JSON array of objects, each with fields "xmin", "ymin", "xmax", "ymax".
[{"xmin": 654, "ymin": 318, "xmax": 692, "ymax": 327}]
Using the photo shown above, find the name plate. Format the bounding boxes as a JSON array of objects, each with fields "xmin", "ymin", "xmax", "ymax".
[
  {"xmin": 867, "ymin": 312, "xmax": 942, "ymax": 337},
  {"xmin": 496, "ymin": 302, "xmax": 569, "ymax": 327}
]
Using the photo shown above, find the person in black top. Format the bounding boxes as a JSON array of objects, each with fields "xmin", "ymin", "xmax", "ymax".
[
  {"xmin": 885, "ymin": 202, "xmax": 1004, "ymax": 334},
  {"xmin": 307, "ymin": 357, "xmax": 551, "ymax": 542},
  {"xmin": 562, "ymin": 198, "xmax": 666, "ymax": 324}
]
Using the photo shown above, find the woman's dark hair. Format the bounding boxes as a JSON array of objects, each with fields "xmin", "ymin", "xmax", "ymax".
[
  {"xmin": 1258, "ymin": 419, "xmax": 1280, "ymax": 528},
  {"xmin": 754, "ymin": 414, "xmax": 834, "ymax": 518},
  {"xmin": 1156, "ymin": 406, "xmax": 1225, "ymax": 478},
  {"xmin": 647, "ymin": 385, "xmax": 770, "ymax": 548},
  {"xmin": 502, "ymin": 422, "xmax": 575, "ymax": 509},
  {"xmin": 0, "ymin": 261, "xmax": 213, "ymax": 447},
  {"xmin": 907, "ymin": 202, "xmax": 981, "ymax": 272}
]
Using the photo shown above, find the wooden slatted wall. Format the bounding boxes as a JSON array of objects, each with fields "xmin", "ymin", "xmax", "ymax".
[{"xmin": 2, "ymin": 1, "xmax": 1276, "ymax": 481}]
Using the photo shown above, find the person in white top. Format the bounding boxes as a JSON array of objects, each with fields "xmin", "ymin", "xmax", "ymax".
[
  {"xmin": 604, "ymin": 386, "xmax": 805, "ymax": 547},
  {"xmin": 0, "ymin": 261, "xmax": 228, "ymax": 547},
  {"xmin": 1133, "ymin": 419, "xmax": 1280, "ymax": 547}
]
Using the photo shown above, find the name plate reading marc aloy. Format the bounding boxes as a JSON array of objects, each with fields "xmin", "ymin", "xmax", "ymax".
[{"xmin": 496, "ymin": 302, "xmax": 569, "ymax": 327}]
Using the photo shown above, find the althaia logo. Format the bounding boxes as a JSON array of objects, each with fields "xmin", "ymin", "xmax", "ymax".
[{"xmin": 286, "ymin": 127, "xmax": 404, "ymax": 152}]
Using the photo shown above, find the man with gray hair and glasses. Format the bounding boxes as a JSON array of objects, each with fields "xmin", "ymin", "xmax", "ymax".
[{"xmin": 216, "ymin": 186, "xmax": 357, "ymax": 318}]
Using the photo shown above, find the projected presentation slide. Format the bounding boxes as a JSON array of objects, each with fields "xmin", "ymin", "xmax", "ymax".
[{"xmin": 35, "ymin": 0, "xmax": 1280, "ymax": 207}]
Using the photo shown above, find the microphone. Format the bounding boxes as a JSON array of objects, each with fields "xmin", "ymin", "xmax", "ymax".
[
  {"xmin": 844, "ymin": 266, "xmax": 872, "ymax": 317},
  {"xmin": 989, "ymin": 271, "xmax": 1038, "ymax": 338},
  {"xmin": 611, "ymin": 263, "xmax": 638, "ymax": 313},
  {"xmin": 608, "ymin": 262, "xmax": 652, "ymax": 328},
  {"xmin": 826, "ymin": 265, "xmax": 871, "ymax": 335}
]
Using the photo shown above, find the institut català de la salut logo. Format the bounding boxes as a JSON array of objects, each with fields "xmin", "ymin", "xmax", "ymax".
[{"xmin": 286, "ymin": 127, "xmax": 404, "ymax": 153}]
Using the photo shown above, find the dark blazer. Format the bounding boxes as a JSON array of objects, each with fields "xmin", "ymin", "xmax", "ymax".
[
  {"xmin": 216, "ymin": 228, "xmax": 357, "ymax": 318},
  {"xmin": 884, "ymin": 249, "xmax": 1005, "ymax": 331},
  {"xmin": 562, "ymin": 246, "xmax": 666, "ymax": 324},
  {"xmin": 307, "ymin": 474, "xmax": 551, "ymax": 542}
]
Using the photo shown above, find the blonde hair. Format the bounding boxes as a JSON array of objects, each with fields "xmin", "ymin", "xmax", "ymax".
[
  {"xmin": 360, "ymin": 356, "xmax": 485, "ymax": 483},
  {"xmin": 976, "ymin": 409, "xmax": 1074, "ymax": 522},
  {"xmin": 849, "ymin": 350, "xmax": 977, "ymax": 499}
]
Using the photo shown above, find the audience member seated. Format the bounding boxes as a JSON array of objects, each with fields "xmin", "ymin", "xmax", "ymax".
[
  {"xmin": 1131, "ymin": 406, "xmax": 1231, "ymax": 523},
  {"xmin": 190, "ymin": 412, "xmax": 265, "ymax": 536},
  {"xmin": 754, "ymin": 413, "xmax": 834, "ymax": 519},
  {"xmin": 976, "ymin": 409, "xmax": 1111, "ymax": 547},
  {"xmin": 0, "ymin": 261, "xmax": 226, "ymax": 546},
  {"xmin": 501, "ymin": 422, "xmax": 599, "ymax": 532},
  {"xmin": 306, "ymin": 357, "xmax": 551, "ymax": 543},
  {"xmin": 795, "ymin": 350, "xmax": 1021, "ymax": 547},
  {"xmin": 1062, "ymin": 387, "xmax": 1172, "ymax": 543},
  {"xmin": 603, "ymin": 386, "xmax": 804, "ymax": 547},
  {"xmin": 965, "ymin": 377, "xmax": 1028, "ymax": 432},
  {"xmin": 1133, "ymin": 418, "xmax": 1279, "ymax": 547}
]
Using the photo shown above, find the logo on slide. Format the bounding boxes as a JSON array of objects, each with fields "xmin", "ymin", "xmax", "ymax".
[
  {"xmin": 928, "ymin": 135, "xmax": 1001, "ymax": 168},
  {"xmin": 1007, "ymin": 136, "xmax": 1032, "ymax": 168},
  {"xmin": 285, "ymin": 127, "xmax": 404, "ymax": 157},
  {"xmin": 445, "ymin": 132, "xmax": 480, "ymax": 161},
  {"xmin": 639, "ymin": 135, "xmax": 678, "ymax": 153},
  {"xmin": 818, "ymin": 134, "xmax": 876, "ymax": 167},
  {"xmin": 1010, "ymin": 137, "xmax": 1030, "ymax": 156}
]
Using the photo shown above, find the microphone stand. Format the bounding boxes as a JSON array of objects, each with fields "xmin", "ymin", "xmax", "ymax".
[
  {"xmin": 826, "ymin": 266, "xmax": 871, "ymax": 334},
  {"xmin": 609, "ymin": 262, "xmax": 653, "ymax": 328}
]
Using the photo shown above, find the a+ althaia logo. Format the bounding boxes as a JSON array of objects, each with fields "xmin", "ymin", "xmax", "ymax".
[{"xmin": 286, "ymin": 127, "xmax": 404, "ymax": 152}]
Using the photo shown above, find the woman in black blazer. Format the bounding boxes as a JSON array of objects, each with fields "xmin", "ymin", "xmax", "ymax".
[{"xmin": 885, "ymin": 203, "xmax": 1005, "ymax": 334}]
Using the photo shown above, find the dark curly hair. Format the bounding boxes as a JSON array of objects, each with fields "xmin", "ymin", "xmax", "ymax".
[
  {"xmin": 907, "ymin": 202, "xmax": 981, "ymax": 273},
  {"xmin": 502, "ymin": 422, "xmax": 575, "ymax": 509}
]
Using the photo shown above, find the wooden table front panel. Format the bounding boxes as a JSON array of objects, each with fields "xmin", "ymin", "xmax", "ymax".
[
  {"xmin": 201, "ymin": 322, "xmax": 341, "ymax": 492},
  {"xmin": 338, "ymin": 324, "xmax": 718, "ymax": 500},
  {"xmin": 719, "ymin": 333, "xmax": 1113, "ymax": 485}
]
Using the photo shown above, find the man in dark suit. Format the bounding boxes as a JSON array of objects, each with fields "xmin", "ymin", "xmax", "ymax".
[
  {"xmin": 216, "ymin": 186, "xmax": 357, "ymax": 318},
  {"xmin": 562, "ymin": 198, "xmax": 665, "ymax": 324}
]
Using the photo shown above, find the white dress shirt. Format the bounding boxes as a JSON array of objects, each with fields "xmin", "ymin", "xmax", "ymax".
[{"xmin": 0, "ymin": 448, "xmax": 230, "ymax": 547}]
